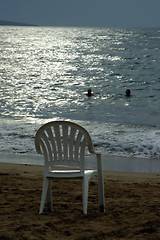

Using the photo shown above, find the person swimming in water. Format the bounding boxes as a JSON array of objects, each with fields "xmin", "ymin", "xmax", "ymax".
[
  {"xmin": 86, "ymin": 88, "xmax": 94, "ymax": 97},
  {"xmin": 125, "ymin": 89, "xmax": 132, "ymax": 97}
]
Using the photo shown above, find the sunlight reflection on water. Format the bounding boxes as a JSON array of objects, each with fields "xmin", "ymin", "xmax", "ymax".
[{"xmin": 1, "ymin": 26, "xmax": 160, "ymax": 158}]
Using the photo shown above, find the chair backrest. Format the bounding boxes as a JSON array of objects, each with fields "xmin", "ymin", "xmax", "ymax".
[{"xmin": 35, "ymin": 121, "xmax": 95, "ymax": 171}]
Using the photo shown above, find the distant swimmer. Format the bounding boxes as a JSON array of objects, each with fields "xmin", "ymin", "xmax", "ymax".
[
  {"xmin": 125, "ymin": 89, "xmax": 132, "ymax": 97},
  {"xmin": 86, "ymin": 88, "xmax": 94, "ymax": 97}
]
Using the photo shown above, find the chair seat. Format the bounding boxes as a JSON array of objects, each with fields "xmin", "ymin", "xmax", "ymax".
[{"xmin": 46, "ymin": 169, "xmax": 97, "ymax": 178}]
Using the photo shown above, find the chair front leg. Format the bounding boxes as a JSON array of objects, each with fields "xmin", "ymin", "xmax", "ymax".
[
  {"xmin": 82, "ymin": 175, "xmax": 90, "ymax": 215},
  {"xmin": 39, "ymin": 177, "xmax": 50, "ymax": 214}
]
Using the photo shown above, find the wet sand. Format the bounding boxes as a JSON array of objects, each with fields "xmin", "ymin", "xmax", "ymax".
[{"xmin": 1, "ymin": 162, "xmax": 160, "ymax": 239}]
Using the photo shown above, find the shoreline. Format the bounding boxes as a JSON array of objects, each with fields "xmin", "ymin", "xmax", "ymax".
[{"xmin": 0, "ymin": 152, "xmax": 160, "ymax": 173}]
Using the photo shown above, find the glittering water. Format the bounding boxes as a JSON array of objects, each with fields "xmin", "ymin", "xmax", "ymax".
[{"xmin": 0, "ymin": 26, "xmax": 160, "ymax": 158}]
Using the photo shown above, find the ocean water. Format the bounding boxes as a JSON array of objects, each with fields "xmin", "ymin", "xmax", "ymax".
[{"xmin": 0, "ymin": 26, "xmax": 160, "ymax": 159}]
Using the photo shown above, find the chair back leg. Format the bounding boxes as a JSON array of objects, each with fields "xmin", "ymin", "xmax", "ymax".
[
  {"xmin": 46, "ymin": 180, "xmax": 53, "ymax": 212},
  {"xmin": 97, "ymin": 154, "xmax": 105, "ymax": 212}
]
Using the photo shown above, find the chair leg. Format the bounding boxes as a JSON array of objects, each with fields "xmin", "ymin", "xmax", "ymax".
[
  {"xmin": 46, "ymin": 180, "xmax": 53, "ymax": 212},
  {"xmin": 98, "ymin": 175, "xmax": 105, "ymax": 212},
  {"xmin": 39, "ymin": 177, "xmax": 50, "ymax": 214},
  {"xmin": 82, "ymin": 175, "xmax": 90, "ymax": 215},
  {"xmin": 97, "ymin": 154, "xmax": 105, "ymax": 212}
]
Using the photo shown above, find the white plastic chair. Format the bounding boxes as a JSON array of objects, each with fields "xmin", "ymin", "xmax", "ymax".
[{"xmin": 35, "ymin": 121, "xmax": 105, "ymax": 215}]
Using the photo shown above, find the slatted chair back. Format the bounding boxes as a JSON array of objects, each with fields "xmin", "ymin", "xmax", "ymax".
[{"xmin": 35, "ymin": 121, "xmax": 95, "ymax": 172}]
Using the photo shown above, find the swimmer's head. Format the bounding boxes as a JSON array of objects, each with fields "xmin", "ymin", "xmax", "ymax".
[
  {"xmin": 86, "ymin": 88, "xmax": 94, "ymax": 97},
  {"xmin": 125, "ymin": 89, "xmax": 131, "ymax": 96},
  {"xmin": 88, "ymin": 88, "xmax": 92, "ymax": 95}
]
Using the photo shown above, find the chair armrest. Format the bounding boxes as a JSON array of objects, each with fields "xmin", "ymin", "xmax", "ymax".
[{"xmin": 95, "ymin": 152, "xmax": 102, "ymax": 170}]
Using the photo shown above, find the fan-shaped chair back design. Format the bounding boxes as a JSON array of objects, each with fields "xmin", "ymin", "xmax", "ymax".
[{"xmin": 35, "ymin": 121, "xmax": 105, "ymax": 214}]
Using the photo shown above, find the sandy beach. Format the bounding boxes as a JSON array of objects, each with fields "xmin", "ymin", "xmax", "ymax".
[{"xmin": 1, "ymin": 161, "xmax": 160, "ymax": 240}]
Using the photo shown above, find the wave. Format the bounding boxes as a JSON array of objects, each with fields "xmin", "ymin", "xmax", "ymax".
[{"xmin": 1, "ymin": 118, "xmax": 159, "ymax": 160}]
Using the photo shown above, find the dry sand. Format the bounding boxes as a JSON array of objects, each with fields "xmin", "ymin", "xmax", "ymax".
[{"xmin": 1, "ymin": 162, "xmax": 160, "ymax": 239}]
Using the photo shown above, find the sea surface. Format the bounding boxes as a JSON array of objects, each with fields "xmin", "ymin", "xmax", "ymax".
[{"xmin": 0, "ymin": 26, "xmax": 160, "ymax": 159}]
